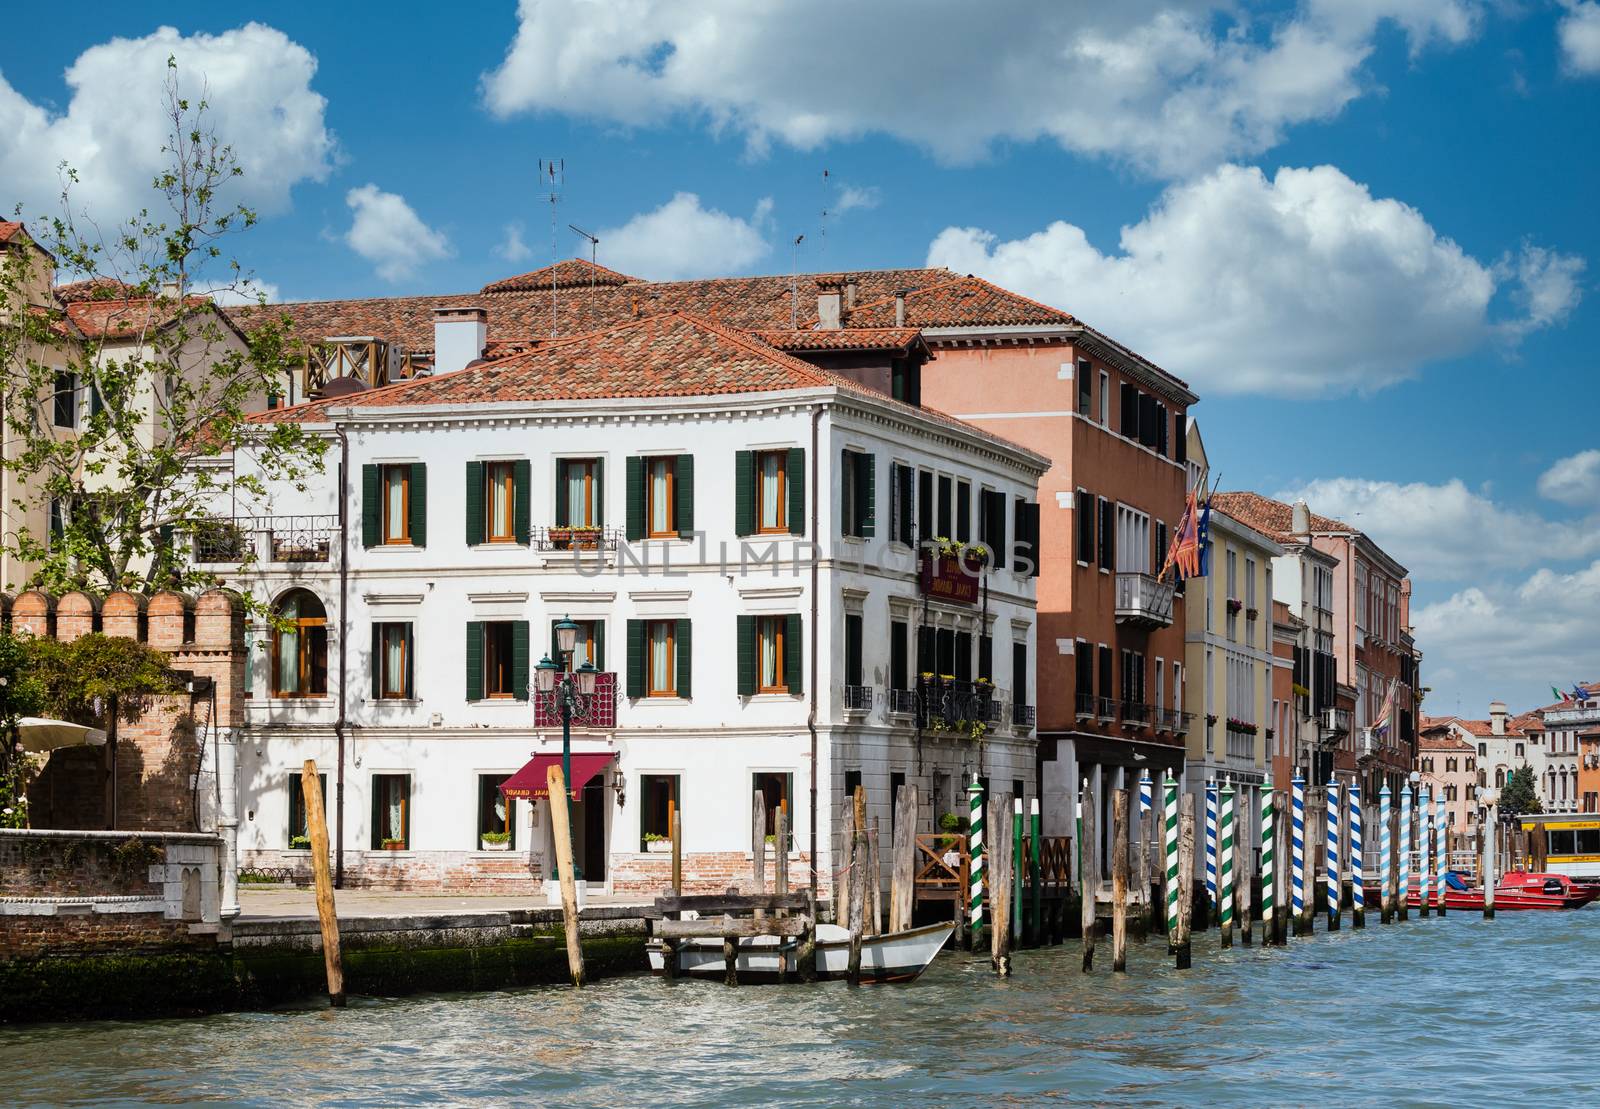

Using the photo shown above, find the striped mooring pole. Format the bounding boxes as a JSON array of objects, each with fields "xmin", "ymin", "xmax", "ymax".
[
  {"xmin": 1219, "ymin": 780, "xmax": 1236, "ymax": 946},
  {"xmin": 1436, "ymin": 792, "xmax": 1449, "ymax": 917},
  {"xmin": 1163, "ymin": 778, "xmax": 1180, "ymax": 953},
  {"xmin": 1418, "ymin": 785, "xmax": 1432, "ymax": 918},
  {"xmin": 1325, "ymin": 779, "xmax": 1341, "ymax": 930},
  {"xmin": 1399, "ymin": 784, "xmax": 1413, "ymax": 921},
  {"xmin": 1205, "ymin": 781, "xmax": 1219, "ymax": 920},
  {"xmin": 968, "ymin": 779, "xmax": 986, "ymax": 942},
  {"xmin": 1291, "ymin": 773, "xmax": 1306, "ymax": 932},
  {"xmin": 1379, "ymin": 782, "xmax": 1393, "ymax": 923},
  {"xmin": 1350, "ymin": 782, "xmax": 1365, "ymax": 928},
  {"xmin": 1260, "ymin": 786, "xmax": 1276, "ymax": 942}
]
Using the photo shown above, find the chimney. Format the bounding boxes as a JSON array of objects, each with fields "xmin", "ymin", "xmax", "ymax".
[
  {"xmin": 816, "ymin": 278, "xmax": 843, "ymax": 330},
  {"xmin": 1489, "ymin": 701, "xmax": 1507, "ymax": 736},
  {"xmin": 1291, "ymin": 500, "xmax": 1311, "ymax": 535},
  {"xmin": 844, "ymin": 275, "xmax": 857, "ymax": 311},
  {"xmin": 894, "ymin": 290, "xmax": 907, "ymax": 328},
  {"xmin": 433, "ymin": 305, "xmax": 487, "ymax": 375}
]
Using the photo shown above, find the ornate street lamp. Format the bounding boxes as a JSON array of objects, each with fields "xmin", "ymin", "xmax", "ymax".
[{"xmin": 533, "ymin": 616, "xmax": 600, "ymax": 878}]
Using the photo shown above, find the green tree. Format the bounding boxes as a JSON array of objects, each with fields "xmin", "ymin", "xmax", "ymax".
[
  {"xmin": 0, "ymin": 60, "xmax": 324, "ymax": 597},
  {"xmin": 1498, "ymin": 764, "xmax": 1542, "ymax": 819},
  {"xmin": 0, "ymin": 632, "xmax": 48, "ymax": 828}
]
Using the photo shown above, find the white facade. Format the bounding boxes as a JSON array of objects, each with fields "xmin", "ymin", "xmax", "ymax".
[{"xmin": 207, "ymin": 382, "xmax": 1046, "ymax": 894}]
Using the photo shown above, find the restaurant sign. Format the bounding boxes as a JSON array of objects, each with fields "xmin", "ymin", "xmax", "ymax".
[{"xmin": 919, "ymin": 552, "xmax": 981, "ymax": 605}]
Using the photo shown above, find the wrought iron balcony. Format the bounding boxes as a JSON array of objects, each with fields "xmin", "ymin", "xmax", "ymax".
[
  {"xmin": 1121, "ymin": 700, "xmax": 1152, "ymax": 728},
  {"xmin": 187, "ymin": 515, "xmax": 339, "ymax": 566},
  {"xmin": 1075, "ymin": 692, "xmax": 1097, "ymax": 719},
  {"xmin": 1095, "ymin": 696, "xmax": 1118, "ymax": 722},
  {"xmin": 533, "ymin": 672, "xmax": 618, "ymax": 729},
  {"xmin": 536, "ymin": 525, "xmax": 622, "ymax": 553},
  {"xmin": 1545, "ymin": 705, "xmax": 1600, "ymax": 727},
  {"xmin": 1114, "ymin": 571, "xmax": 1175, "ymax": 628},
  {"xmin": 916, "ymin": 676, "xmax": 995, "ymax": 735},
  {"xmin": 843, "ymin": 684, "xmax": 874, "ymax": 712},
  {"xmin": 1012, "ymin": 703, "xmax": 1036, "ymax": 729},
  {"xmin": 1321, "ymin": 706, "xmax": 1353, "ymax": 738},
  {"xmin": 887, "ymin": 688, "xmax": 918, "ymax": 716}
]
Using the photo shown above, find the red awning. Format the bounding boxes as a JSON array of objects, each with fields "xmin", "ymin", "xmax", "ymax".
[{"xmin": 500, "ymin": 752, "xmax": 616, "ymax": 801}]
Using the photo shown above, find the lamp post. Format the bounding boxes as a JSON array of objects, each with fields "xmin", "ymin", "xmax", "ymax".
[{"xmin": 534, "ymin": 615, "xmax": 599, "ymax": 874}]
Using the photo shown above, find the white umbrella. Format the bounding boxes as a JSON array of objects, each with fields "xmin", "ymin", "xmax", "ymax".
[{"xmin": 14, "ymin": 717, "xmax": 108, "ymax": 754}]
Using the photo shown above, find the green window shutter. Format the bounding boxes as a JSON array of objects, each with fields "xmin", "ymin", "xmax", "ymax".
[
  {"xmin": 734, "ymin": 450, "xmax": 754, "ymax": 536},
  {"xmin": 861, "ymin": 453, "xmax": 876, "ymax": 538},
  {"xmin": 787, "ymin": 447, "xmax": 806, "ymax": 536},
  {"xmin": 404, "ymin": 624, "xmax": 415, "ymax": 699},
  {"xmin": 513, "ymin": 459, "xmax": 531, "ymax": 545},
  {"xmin": 784, "ymin": 613, "xmax": 803, "ymax": 695},
  {"xmin": 361, "ymin": 464, "xmax": 379, "ymax": 548},
  {"xmin": 736, "ymin": 615, "xmax": 757, "ymax": 696},
  {"xmin": 371, "ymin": 783, "xmax": 382, "ymax": 849},
  {"xmin": 626, "ymin": 619, "xmax": 646, "ymax": 699},
  {"xmin": 554, "ymin": 459, "xmax": 569, "ymax": 527},
  {"xmin": 408, "ymin": 463, "xmax": 427, "ymax": 548},
  {"xmin": 370, "ymin": 623, "xmax": 381, "ymax": 700},
  {"xmin": 593, "ymin": 621, "xmax": 606, "ymax": 670},
  {"xmin": 465, "ymin": 621, "xmax": 483, "ymax": 702},
  {"xmin": 594, "ymin": 459, "xmax": 604, "ymax": 529},
  {"xmin": 511, "ymin": 621, "xmax": 530, "ymax": 702},
  {"xmin": 465, "ymin": 461, "xmax": 485, "ymax": 546},
  {"xmin": 675, "ymin": 618, "xmax": 692, "ymax": 699},
  {"xmin": 625, "ymin": 456, "xmax": 645, "ymax": 541},
  {"xmin": 676, "ymin": 454, "xmax": 695, "ymax": 534}
]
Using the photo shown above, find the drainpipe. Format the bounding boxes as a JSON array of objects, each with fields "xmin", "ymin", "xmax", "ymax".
[
  {"xmin": 808, "ymin": 404, "xmax": 822, "ymax": 915},
  {"xmin": 334, "ymin": 423, "xmax": 351, "ymax": 888}
]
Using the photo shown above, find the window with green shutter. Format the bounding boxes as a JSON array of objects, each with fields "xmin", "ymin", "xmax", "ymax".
[
  {"xmin": 513, "ymin": 459, "xmax": 531, "ymax": 544},
  {"xmin": 675, "ymin": 454, "xmax": 694, "ymax": 534},
  {"xmin": 783, "ymin": 613, "xmax": 803, "ymax": 694},
  {"xmin": 675, "ymin": 617, "xmax": 692, "ymax": 699},
  {"xmin": 841, "ymin": 450, "xmax": 875, "ymax": 538},
  {"xmin": 510, "ymin": 621, "xmax": 529, "ymax": 701},
  {"xmin": 734, "ymin": 450, "xmax": 755, "ymax": 536},
  {"xmin": 736, "ymin": 614, "xmax": 757, "ymax": 696},
  {"xmin": 786, "ymin": 447, "xmax": 806, "ymax": 536},
  {"xmin": 465, "ymin": 621, "xmax": 483, "ymax": 701},
  {"xmin": 408, "ymin": 462, "xmax": 427, "ymax": 547},
  {"xmin": 361, "ymin": 464, "xmax": 380, "ymax": 548},
  {"xmin": 625, "ymin": 457, "xmax": 646, "ymax": 541},
  {"xmin": 465, "ymin": 461, "xmax": 485, "ymax": 546},
  {"xmin": 626, "ymin": 619, "xmax": 646, "ymax": 699}
]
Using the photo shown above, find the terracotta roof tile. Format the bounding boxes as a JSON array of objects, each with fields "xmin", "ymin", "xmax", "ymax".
[
  {"xmin": 479, "ymin": 258, "xmax": 642, "ymax": 294},
  {"xmin": 751, "ymin": 327, "xmax": 925, "ymax": 353},
  {"xmin": 0, "ymin": 221, "xmax": 26, "ymax": 244},
  {"xmin": 1453, "ymin": 719, "xmax": 1524, "ymax": 739},
  {"xmin": 1419, "ymin": 732, "xmax": 1474, "ymax": 752},
  {"xmin": 838, "ymin": 275, "xmax": 1076, "ymax": 329},
  {"xmin": 54, "ymin": 277, "xmax": 139, "ymax": 303},
  {"xmin": 64, "ymin": 296, "xmax": 213, "ymax": 340},
  {"xmin": 1209, "ymin": 491, "xmax": 1357, "ymax": 543}
]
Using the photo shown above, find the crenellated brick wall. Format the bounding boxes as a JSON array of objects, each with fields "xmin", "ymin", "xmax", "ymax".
[{"xmin": 9, "ymin": 588, "xmax": 246, "ymax": 833}]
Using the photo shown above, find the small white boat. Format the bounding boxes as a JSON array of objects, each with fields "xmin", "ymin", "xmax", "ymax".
[{"xmin": 647, "ymin": 921, "xmax": 954, "ymax": 983}]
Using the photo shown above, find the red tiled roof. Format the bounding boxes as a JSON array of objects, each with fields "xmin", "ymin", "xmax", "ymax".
[
  {"xmin": 249, "ymin": 310, "xmax": 1043, "ymax": 461},
  {"xmin": 1209, "ymin": 491, "xmax": 1357, "ymax": 543},
  {"xmin": 0, "ymin": 221, "xmax": 26, "ymax": 244},
  {"xmin": 1420, "ymin": 732, "xmax": 1474, "ymax": 752},
  {"xmin": 751, "ymin": 327, "xmax": 925, "ymax": 353},
  {"xmin": 64, "ymin": 296, "xmax": 214, "ymax": 340},
  {"xmin": 827, "ymin": 275, "xmax": 1077, "ymax": 330},
  {"xmin": 1454, "ymin": 719, "xmax": 1523, "ymax": 739},
  {"xmin": 54, "ymin": 277, "xmax": 139, "ymax": 303},
  {"xmin": 480, "ymin": 258, "xmax": 641, "ymax": 294}
]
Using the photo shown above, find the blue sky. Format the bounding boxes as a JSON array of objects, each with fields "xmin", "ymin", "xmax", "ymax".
[{"xmin": 3, "ymin": 1, "xmax": 1598, "ymax": 716}]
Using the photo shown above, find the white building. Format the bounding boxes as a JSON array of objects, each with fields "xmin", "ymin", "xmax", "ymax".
[{"xmin": 201, "ymin": 309, "xmax": 1047, "ymax": 896}]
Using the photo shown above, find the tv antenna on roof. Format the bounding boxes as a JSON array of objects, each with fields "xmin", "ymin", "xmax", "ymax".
[
  {"xmin": 791, "ymin": 234, "xmax": 805, "ymax": 329},
  {"xmin": 819, "ymin": 168, "xmax": 829, "ymax": 263},
  {"xmin": 538, "ymin": 158, "xmax": 564, "ymax": 336},
  {"xmin": 569, "ymin": 224, "xmax": 599, "ymax": 292}
]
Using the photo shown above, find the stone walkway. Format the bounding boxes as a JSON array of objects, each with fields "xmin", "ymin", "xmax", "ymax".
[{"xmin": 238, "ymin": 885, "xmax": 651, "ymax": 922}]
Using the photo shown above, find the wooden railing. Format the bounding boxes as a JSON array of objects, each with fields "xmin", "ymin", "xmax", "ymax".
[{"xmin": 912, "ymin": 833, "xmax": 968, "ymax": 902}]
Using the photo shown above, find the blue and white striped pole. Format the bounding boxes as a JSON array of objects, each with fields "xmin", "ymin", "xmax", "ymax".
[
  {"xmin": 1379, "ymin": 782, "xmax": 1393, "ymax": 923},
  {"xmin": 1350, "ymin": 782, "xmax": 1365, "ymax": 928},
  {"xmin": 1291, "ymin": 772, "xmax": 1307, "ymax": 933},
  {"xmin": 1325, "ymin": 779, "xmax": 1341, "ymax": 930},
  {"xmin": 1436, "ymin": 792, "xmax": 1450, "ymax": 917},
  {"xmin": 1418, "ymin": 785, "xmax": 1433, "ymax": 918},
  {"xmin": 1399, "ymin": 784, "xmax": 1413, "ymax": 920},
  {"xmin": 1205, "ymin": 780, "xmax": 1218, "ymax": 923}
]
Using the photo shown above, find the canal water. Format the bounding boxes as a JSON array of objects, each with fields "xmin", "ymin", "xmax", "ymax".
[{"xmin": 5, "ymin": 910, "xmax": 1594, "ymax": 1106}]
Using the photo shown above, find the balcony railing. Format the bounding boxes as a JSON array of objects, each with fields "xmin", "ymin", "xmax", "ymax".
[
  {"xmin": 1545, "ymin": 705, "xmax": 1600, "ymax": 727},
  {"xmin": 187, "ymin": 515, "xmax": 339, "ymax": 565},
  {"xmin": 916, "ymin": 676, "xmax": 995, "ymax": 735},
  {"xmin": 1114, "ymin": 571, "xmax": 1175, "ymax": 628},
  {"xmin": 1321, "ymin": 707, "xmax": 1353, "ymax": 737},
  {"xmin": 1095, "ymin": 696, "xmax": 1118, "ymax": 721},
  {"xmin": 1012, "ymin": 703, "xmax": 1036, "ymax": 729},
  {"xmin": 1121, "ymin": 700, "xmax": 1152, "ymax": 728},
  {"xmin": 536, "ymin": 525, "xmax": 623, "ymax": 553},
  {"xmin": 1075, "ymin": 692, "xmax": 1097, "ymax": 719},
  {"xmin": 843, "ymin": 684, "xmax": 874, "ymax": 712},
  {"xmin": 887, "ymin": 688, "xmax": 918, "ymax": 716},
  {"xmin": 533, "ymin": 672, "xmax": 618, "ymax": 729}
]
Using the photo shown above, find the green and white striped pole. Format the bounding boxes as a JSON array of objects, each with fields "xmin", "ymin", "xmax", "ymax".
[
  {"xmin": 1219, "ymin": 779, "xmax": 1236, "ymax": 947},
  {"xmin": 1260, "ymin": 787, "xmax": 1276, "ymax": 944},
  {"xmin": 1163, "ymin": 777, "xmax": 1180, "ymax": 954},
  {"xmin": 968, "ymin": 779, "xmax": 986, "ymax": 947}
]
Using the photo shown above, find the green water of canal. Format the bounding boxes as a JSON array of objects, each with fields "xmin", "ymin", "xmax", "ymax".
[{"xmin": 4, "ymin": 909, "xmax": 1593, "ymax": 1106}]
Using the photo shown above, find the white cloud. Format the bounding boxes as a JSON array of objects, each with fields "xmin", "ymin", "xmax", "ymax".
[
  {"xmin": 1558, "ymin": 1, "xmax": 1600, "ymax": 75},
  {"xmin": 835, "ymin": 185, "xmax": 881, "ymax": 214},
  {"xmin": 1538, "ymin": 450, "xmax": 1600, "ymax": 507},
  {"xmin": 343, "ymin": 185, "xmax": 452, "ymax": 283},
  {"xmin": 928, "ymin": 163, "xmax": 1583, "ymax": 396},
  {"xmin": 496, "ymin": 222, "xmax": 533, "ymax": 263},
  {"xmin": 597, "ymin": 192, "xmax": 771, "ymax": 280},
  {"xmin": 1274, "ymin": 476, "xmax": 1600, "ymax": 579},
  {"xmin": 482, "ymin": 1, "xmax": 1483, "ymax": 177},
  {"xmin": 196, "ymin": 278, "xmax": 282, "ymax": 306},
  {"xmin": 1414, "ymin": 560, "xmax": 1600, "ymax": 712},
  {"xmin": 0, "ymin": 23, "xmax": 332, "ymax": 224}
]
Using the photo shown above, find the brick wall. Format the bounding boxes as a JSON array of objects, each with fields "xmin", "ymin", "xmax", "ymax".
[
  {"xmin": 10, "ymin": 588, "xmax": 246, "ymax": 833},
  {"xmin": 611, "ymin": 850, "xmax": 823, "ymax": 896},
  {"xmin": 243, "ymin": 847, "xmax": 547, "ymax": 892}
]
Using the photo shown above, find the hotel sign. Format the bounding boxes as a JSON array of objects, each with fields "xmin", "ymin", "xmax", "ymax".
[{"xmin": 919, "ymin": 552, "xmax": 981, "ymax": 605}]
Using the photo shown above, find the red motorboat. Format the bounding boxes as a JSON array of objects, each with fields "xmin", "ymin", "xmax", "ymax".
[{"xmin": 1406, "ymin": 870, "xmax": 1600, "ymax": 911}]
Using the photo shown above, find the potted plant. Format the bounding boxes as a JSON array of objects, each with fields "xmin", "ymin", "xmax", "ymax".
[
  {"xmin": 480, "ymin": 831, "xmax": 511, "ymax": 852},
  {"xmin": 289, "ymin": 834, "xmax": 311, "ymax": 851},
  {"xmin": 1226, "ymin": 598, "xmax": 1243, "ymax": 614},
  {"xmin": 643, "ymin": 833, "xmax": 672, "ymax": 854},
  {"xmin": 381, "ymin": 838, "xmax": 405, "ymax": 851}
]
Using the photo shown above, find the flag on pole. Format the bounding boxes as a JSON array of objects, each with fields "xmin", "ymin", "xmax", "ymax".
[
  {"xmin": 1553, "ymin": 686, "xmax": 1574, "ymax": 704},
  {"xmin": 1372, "ymin": 677, "xmax": 1397, "ymax": 738},
  {"xmin": 1160, "ymin": 488, "xmax": 1203, "ymax": 582},
  {"xmin": 1572, "ymin": 683, "xmax": 1592, "ymax": 702}
]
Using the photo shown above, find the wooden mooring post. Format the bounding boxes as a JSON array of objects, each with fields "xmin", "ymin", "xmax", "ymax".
[
  {"xmin": 1238, "ymin": 804, "xmax": 1253, "ymax": 948},
  {"xmin": 1273, "ymin": 794, "xmax": 1290, "ymax": 946},
  {"xmin": 990, "ymin": 795, "xmax": 1014, "ymax": 977},
  {"xmin": 301, "ymin": 760, "xmax": 344, "ymax": 1008},
  {"xmin": 847, "ymin": 787, "xmax": 867, "ymax": 986},
  {"xmin": 868, "ymin": 816, "xmax": 883, "ymax": 937},
  {"xmin": 1081, "ymin": 784, "xmax": 1098, "ymax": 973},
  {"xmin": 1111, "ymin": 789, "xmax": 1129, "ymax": 972},
  {"xmin": 889, "ymin": 784, "xmax": 916, "ymax": 933},
  {"xmin": 547, "ymin": 764, "xmax": 585, "ymax": 988},
  {"xmin": 1175, "ymin": 792, "xmax": 1195, "ymax": 969}
]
